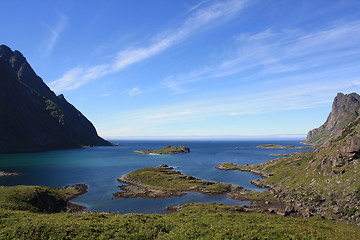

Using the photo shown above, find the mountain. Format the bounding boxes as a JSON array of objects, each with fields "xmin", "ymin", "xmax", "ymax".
[
  {"xmin": 0, "ymin": 45, "xmax": 112, "ymax": 153},
  {"xmin": 305, "ymin": 92, "xmax": 360, "ymax": 145},
  {"xmin": 218, "ymin": 92, "xmax": 360, "ymax": 224}
]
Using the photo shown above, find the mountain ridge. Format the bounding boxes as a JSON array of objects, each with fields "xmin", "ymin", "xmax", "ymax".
[{"xmin": 0, "ymin": 44, "xmax": 111, "ymax": 153}]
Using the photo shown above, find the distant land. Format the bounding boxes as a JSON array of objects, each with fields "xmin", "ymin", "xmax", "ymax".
[
  {"xmin": 0, "ymin": 45, "xmax": 112, "ymax": 153},
  {"xmin": 134, "ymin": 146, "xmax": 190, "ymax": 155}
]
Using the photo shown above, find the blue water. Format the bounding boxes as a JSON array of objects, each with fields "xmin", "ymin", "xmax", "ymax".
[{"xmin": 0, "ymin": 140, "xmax": 309, "ymax": 213}]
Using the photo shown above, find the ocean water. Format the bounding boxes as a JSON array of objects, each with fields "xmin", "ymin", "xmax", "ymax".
[{"xmin": 0, "ymin": 139, "xmax": 309, "ymax": 213}]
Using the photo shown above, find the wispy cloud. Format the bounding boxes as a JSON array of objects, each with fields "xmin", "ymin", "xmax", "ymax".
[
  {"xmin": 186, "ymin": 0, "xmax": 210, "ymax": 13},
  {"xmin": 162, "ymin": 21, "xmax": 360, "ymax": 93},
  {"xmin": 44, "ymin": 12, "xmax": 67, "ymax": 54},
  {"xmin": 127, "ymin": 87, "xmax": 143, "ymax": 97},
  {"xmin": 49, "ymin": 0, "xmax": 248, "ymax": 93},
  {"xmin": 101, "ymin": 76, "xmax": 359, "ymax": 137}
]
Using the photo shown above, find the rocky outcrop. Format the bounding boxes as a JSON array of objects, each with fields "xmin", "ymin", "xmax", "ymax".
[
  {"xmin": 305, "ymin": 93, "xmax": 360, "ymax": 145},
  {"xmin": 0, "ymin": 171, "xmax": 21, "ymax": 177},
  {"xmin": 0, "ymin": 45, "xmax": 112, "ymax": 153}
]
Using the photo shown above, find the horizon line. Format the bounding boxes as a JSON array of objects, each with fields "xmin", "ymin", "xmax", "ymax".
[{"xmin": 104, "ymin": 134, "xmax": 307, "ymax": 141}]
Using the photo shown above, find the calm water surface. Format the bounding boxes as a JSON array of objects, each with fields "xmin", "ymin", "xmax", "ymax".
[{"xmin": 0, "ymin": 140, "xmax": 308, "ymax": 213}]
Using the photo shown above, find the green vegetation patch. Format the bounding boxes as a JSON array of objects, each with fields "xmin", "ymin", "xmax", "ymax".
[
  {"xmin": 256, "ymin": 144, "xmax": 312, "ymax": 149},
  {"xmin": 134, "ymin": 146, "xmax": 190, "ymax": 154},
  {"xmin": 120, "ymin": 166, "xmax": 231, "ymax": 193},
  {"xmin": 0, "ymin": 185, "xmax": 86, "ymax": 213}
]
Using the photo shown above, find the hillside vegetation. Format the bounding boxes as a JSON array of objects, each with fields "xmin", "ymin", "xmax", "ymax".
[
  {"xmin": 217, "ymin": 117, "xmax": 360, "ymax": 224},
  {"xmin": 0, "ymin": 194, "xmax": 359, "ymax": 239}
]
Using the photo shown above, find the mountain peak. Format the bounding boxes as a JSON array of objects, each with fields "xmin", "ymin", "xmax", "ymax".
[
  {"xmin": 0, "ymin": 45, "xmax": 112, "ymax": 153},
  {"xmin": 305, "ymin": 92, "xmax": 360, "ymax": 145}
]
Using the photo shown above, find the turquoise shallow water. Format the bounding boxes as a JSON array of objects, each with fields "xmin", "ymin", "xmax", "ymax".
[{"xmin": 0, "ymin": 139, "xmax": 308, "ymax": 213}]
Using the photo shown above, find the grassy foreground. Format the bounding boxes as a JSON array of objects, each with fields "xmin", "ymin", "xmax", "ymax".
[
  {"xmin": 0, "ymin": 185, "xmax": 359, "ymax": 239},
  {"xmin": 0, "ymin": 203, "xmax": 359, "ymax": 239}
]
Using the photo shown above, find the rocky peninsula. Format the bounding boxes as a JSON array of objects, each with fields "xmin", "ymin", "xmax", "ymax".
[
  {"xmin": 256, "ymin": 144, "xmax": 312, "ymax": 149},
  {"xmin": 134, "ymin": 146, "xmax": 190, "ymax": 155},
  {"xmin": 114, "ymin": 164, "xmax": 241, "ymax": 198}
]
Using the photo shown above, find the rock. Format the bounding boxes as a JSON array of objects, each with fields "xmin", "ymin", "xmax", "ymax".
[
  {"xmin": 0, "ymin": 171, "xmax": 21, "ymax": 177},
  {"xmin": 305, "ymin": 93, "xmax": 360, "ymax": 145},
  {"xmin": 0, "ymin": 45, "xmax": 112, "ymax": 153},
  {"xmin": 156, "ymin": 164, "xmax": 174, "ymax": 170}
]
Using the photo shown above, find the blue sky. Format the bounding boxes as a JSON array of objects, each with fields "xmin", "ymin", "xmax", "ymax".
[{"xmin": 2, "ymin": 0, "xmax": 360, "ymax": 139}]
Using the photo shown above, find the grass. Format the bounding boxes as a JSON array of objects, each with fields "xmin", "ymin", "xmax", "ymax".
[
  {"xmin": 245, "ymin": 190, "xmax": 277, "ymax": 200},
  {"xmin": 0, "ymin": 185, "xmax": 84, "ymax": 213},
  {"xmin": 256, "ymin": 144, "xmax": 312, "ymax": 149},
  {"xmin": 217, "ymin": 140, "xmax": 360, "ymax": 222},
  {"xmin": 122, "ymin": 167, "xmax": 232, "ymax": 193},
  {"xmin": 0, "ymin": 204, "xmax": 360, "ymax": 239},
  {"xmin": 0, "ymin": 184, "xmax": 359, "ymax": 239}
]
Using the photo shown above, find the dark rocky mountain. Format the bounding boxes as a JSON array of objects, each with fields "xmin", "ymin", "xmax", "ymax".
[
  {"xmin": 0, "ymin": 45, "xmax": 112, "ymax": 153},
  {"xmin": 305, "ymin": 92, "xmax": 360, "ymax": 146}
]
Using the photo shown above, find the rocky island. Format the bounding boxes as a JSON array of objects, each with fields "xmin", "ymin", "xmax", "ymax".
[
  {"xmin": 134, "ymin": 146, "xmax": 190, "ymax": 155},
  {"xmin": 114, "ymin": 164, "xmax": 237, "ymax": 198},
  {"xmin": 0, "ymin": 171, "xmax": 21, "ymax": 177},
  {"xmin": 0, "ymin": 45, "xmax": 112, "ymax": 153}
]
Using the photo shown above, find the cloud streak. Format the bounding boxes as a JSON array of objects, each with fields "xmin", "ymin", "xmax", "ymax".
[
  {"xmin": 162, "ymin": 21, "xmax": 360, "ymax": 93},
  {"xmin": 127, "ymin": 87, "xmax": 143, "ymax": 97},
  {"xmin": 44, "ymin": 12, "xmax": 67, "ymax": 54},
  {"xmin": 49, "ymin": 0, "xmax": 248, "ymax": 93}
]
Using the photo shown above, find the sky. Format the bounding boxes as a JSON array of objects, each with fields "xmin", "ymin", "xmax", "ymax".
[{"xmin": 1, "ymin": 0, "xmax": 360, "ymax": 139}]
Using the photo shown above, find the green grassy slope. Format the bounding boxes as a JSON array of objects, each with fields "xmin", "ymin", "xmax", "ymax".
[
  {"xmin": 216, "ymin": 119, "xmax": 360, "ymax": 224},
  {"xmin": 1, "ymin": 204, "xmax": 359, "ymax": 239},
  {"xmin": 1, "ymin": 183, "xmax": 359, "ymax": 239}
]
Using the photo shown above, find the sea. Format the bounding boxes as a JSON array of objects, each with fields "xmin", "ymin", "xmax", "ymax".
[{"xmin": 0, "ymin": 139, "xmax": 309, "ymax": 214}]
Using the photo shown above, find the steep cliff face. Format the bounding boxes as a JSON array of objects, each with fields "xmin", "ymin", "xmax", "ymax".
[
  {"xmin": 0, "ymin": 45, "xmax": 111, "ymax": 153},
  {"xmin": 305, "ymin": 93, "xmax": 360, "ymax": 145}
]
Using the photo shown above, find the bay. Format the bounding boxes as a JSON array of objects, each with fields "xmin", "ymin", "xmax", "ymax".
[{"xmin": 0, "ymin": 139, "xmax": 307, "ymax": 213}]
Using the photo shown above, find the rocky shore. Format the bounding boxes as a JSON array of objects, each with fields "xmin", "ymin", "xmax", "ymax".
[{"xmin": 0, "ymin": 171, "xmax": 21, "ymax": 177}]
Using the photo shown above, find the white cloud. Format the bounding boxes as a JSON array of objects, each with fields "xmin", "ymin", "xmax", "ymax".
[
  {"xmin": 127, "ymin": 87, "xmax": 143, "ymax": 97},
  {"xmin": 161, "ymin": 21, "xmax": 360, "ymax": 93},
  {"xmin": 48, "ymin": 65, "xmax": 109, "ymax": 92},
  {"xmin": 49, "ymin": 0, "xmax": 248, "ymax": 93},
  {"xmin": 44, "ymin": 12, "xmax": 67, "ymax": 54}
]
